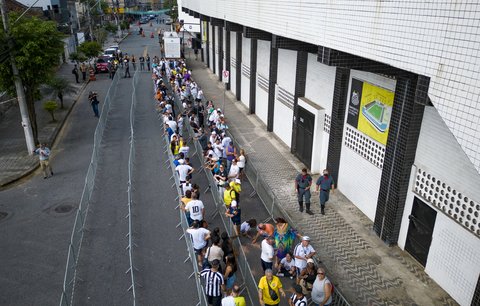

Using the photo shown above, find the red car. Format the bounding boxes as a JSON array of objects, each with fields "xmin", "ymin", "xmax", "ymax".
[{"xmin": 95, "ymin": 56, "xmax": 112, "ymax": 73}]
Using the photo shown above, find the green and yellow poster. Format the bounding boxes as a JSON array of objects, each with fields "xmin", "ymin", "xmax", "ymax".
[{"xmin": 347, "ymin": 79, "xmax": 394, "ymax": 145}]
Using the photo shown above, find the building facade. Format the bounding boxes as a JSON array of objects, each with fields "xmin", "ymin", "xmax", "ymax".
[{"xmin": 181, "ymin": 1, "xmax": 480, "ymax": 306}]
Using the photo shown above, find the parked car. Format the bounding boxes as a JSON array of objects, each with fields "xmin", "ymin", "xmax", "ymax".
[
  {"xmin": 139, "ymin": 17, "xmax": 149, "ymax": 24},
  {"xmin": 95, "ymin": 56, "xmax": 112, "ymax": 73},
  {"xmin": 103, "ymin": 47, "xmax": 119, "ymax": 57}
]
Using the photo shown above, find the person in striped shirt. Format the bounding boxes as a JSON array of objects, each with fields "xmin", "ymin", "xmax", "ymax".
[
  {"xmin": 289, "ymin": 284, "xmax": 307, "ymax": 306},
  {"xmin": 201, "ymin": 259, "xmax": 226, "ymax": 306}
]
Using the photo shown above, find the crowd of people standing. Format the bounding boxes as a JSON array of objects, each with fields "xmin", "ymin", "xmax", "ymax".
[{"xmin": 150, "ymin": 55, "xmax": 333, "ymax": 306}]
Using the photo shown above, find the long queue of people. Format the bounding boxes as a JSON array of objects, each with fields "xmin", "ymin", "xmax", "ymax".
[{"xmin": 151, "ymin": 57, "xmax": 333, "ymax": 306}]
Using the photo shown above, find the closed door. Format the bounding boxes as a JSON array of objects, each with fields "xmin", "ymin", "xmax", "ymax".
[
  {"xmin": 405, "ymin": 197, "xmax": 437, "ymax": 267},
  {"xmin": 294, "ymin": 106, "xmax": 315, "ymax": 169}
]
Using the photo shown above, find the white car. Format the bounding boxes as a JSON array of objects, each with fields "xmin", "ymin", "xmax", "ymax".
[{"xmin": 104, "ymin": 46, "xmax": 121, "ymax": 57}]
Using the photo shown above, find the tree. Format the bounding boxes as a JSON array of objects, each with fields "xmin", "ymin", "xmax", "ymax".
[
  {"xmin": 0, "ymin": 14, "xmax": 65, "ymax": 143},
  {"xmin": 69, "ymin": 51, "xmax": 87, "ymax": 64},
  {"xmin": 43, "ymin": 100, "xmax": 58, "ymax": 122},
  {"xmin": 77, "ymin": 41, "xmax": 102, "ymax": 64},
  {"xmin": 46, "ymin": 77, "xmax": 77, "ymax": 109}
]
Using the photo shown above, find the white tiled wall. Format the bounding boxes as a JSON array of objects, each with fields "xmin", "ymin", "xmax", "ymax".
[
  {"xmin": 183, "ymin": 0, "xmax": 480, "ymax": 173},
  {"xmin": 230, "ymin": 31, "xmax": 237, "ymax": 96},
  {"xmin": 240, "ymin": 36, "xmax": 251, "ymax": 108}
]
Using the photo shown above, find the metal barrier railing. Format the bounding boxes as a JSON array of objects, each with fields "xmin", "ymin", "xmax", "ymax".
[
  {"xmin": 161, "ymin": 129, "xmax": 208, "ymax": 306},
  {"xmin": 126, "ymin": 69, "xmax": 140, "ymax": 305},
  {"xmin": 59, "ymin": 70, "xmax": 121, "ymax": 306},
  {"xmin": 163, "ymin": 77, "xmax": 257, "ymax": 305},
  {"xmin": 167, "ymin": 63, "xmax": 351, "ymax": 305}
]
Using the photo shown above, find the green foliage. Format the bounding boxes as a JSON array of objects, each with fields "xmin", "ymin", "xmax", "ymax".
[
  {"xmin": 69, "ymin": 51, "xmax": 87, "ymax": 64},
  {"xmin": 94, "ymin": 28, "xmax": 108, "ymax": 45},
  {"xmin": 77, "ymin": 41, "xmax": 102, "ymax": 62},
  {"xmin": 120, "ymin": 20, "xmax": 130, "ymax": 31},
  {"xmin": 104, "ymin": 22, "xmax": 117, "ymax": 33},
  {"xmin": 43, "ymin": 100, "xmax": 58, "ymax": 121},
  {"xmin": 0, "ymin": 13, "xmax": 66, "ymax": 142},
  {"xmin": 46, "ymin": 77, "xmax": 76, "ymax": 109}
]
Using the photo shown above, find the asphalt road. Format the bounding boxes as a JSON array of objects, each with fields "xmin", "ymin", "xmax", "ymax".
[{"xmin": 0, "ymin": 72, "xmax": 111, "ymax": 305}]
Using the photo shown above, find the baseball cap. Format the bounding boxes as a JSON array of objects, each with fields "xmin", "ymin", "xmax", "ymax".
[
  {"xmin": 231, "ymin": 200, "xmax": 237, "ymax": 208},
  {"xmin": 302, "ymin": 236, "xmax": 310, "ymax": 241},
  {"xmin": 235, "ymin": 179, "xmax": 241, "ymax": 184},
  {"xmin": 178, "ymin": 159, "xmax": 185, "ymax": 164},
  {"xmin": 212, "ymin": 131, "xmax": 216, "ymax": 134},
  {"xmin": 307, "ymin": 258, "xmax": 314, "ymax": 264}
]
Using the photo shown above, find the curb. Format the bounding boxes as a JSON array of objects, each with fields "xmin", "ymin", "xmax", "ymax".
[{"xmin": 0, "ymin": 80, "xmax": 90, "ymax": 188}]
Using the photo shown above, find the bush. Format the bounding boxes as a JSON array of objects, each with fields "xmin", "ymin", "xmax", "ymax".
[{"xmin": 43, "ymin": 100, "xmax": 59, "ymax": 121}]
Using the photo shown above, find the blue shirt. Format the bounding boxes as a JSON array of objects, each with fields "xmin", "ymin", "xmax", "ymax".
[
  {"xmin": 296, "ymin": 174, "xmax": 312, "ymax": 189},
  {"xmin": 316, "ymin": 175, "xmax": 334, "ymax": 191}
]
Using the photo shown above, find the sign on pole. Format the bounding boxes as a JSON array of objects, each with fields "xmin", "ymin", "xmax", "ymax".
[{"xmin": 222, "ymin": 70, "xmax": 230, "ymax": 83}]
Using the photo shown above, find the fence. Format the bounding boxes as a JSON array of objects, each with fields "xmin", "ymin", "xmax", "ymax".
[
  {"xmin": 163, "ymin": 78, "xmax": 259, "ymax": 305},
  {"xmin": 59, "ymin": 70, "xmax": 121, "ymax": 306},
  {"xmin": 126, "ymin": 69, "xmax": 140, "ymax": 305},
  {"xmin": 168, "ymin": 65, "xmax": 351, "ymax": 305},
  {"xmin": 160, "ymin": 125, "xmax": 208, "ymax": 306}
]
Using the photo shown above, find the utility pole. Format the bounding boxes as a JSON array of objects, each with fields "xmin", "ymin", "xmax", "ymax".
[{"xmin": 0, "ymin": 0, "xmax": 36, "ymax": 154}]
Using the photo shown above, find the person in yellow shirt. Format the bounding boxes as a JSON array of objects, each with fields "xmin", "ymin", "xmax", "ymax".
[
  {"xmin": 258, "ymin": 269, "xmax": 286, "ymax": 306},
  {"xmin": 229, "ymin": 178, "xmax": 242, "ymax": 204},
  {"xmin": 223, "ymin": 183, "xmax": 236, "ymax": 208},
  {"xmin": 221, "ymin": 284, "xmax": 246, "ymax": 306}
]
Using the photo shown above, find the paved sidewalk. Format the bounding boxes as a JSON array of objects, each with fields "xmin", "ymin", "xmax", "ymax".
[
  {"xmin": 0, "ymin": 35, "xmax": 127, "ymax": 187},
  {"xmin": 186, "ymin": 58, "xmax": 458, "ymax": 305}
]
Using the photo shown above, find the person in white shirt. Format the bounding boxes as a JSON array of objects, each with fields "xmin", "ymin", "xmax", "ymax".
[
  {"xmin": 261, "ymin": 236, "xmax": 275, "ymax": 271},
  {"xmin": 166, "ymin": 117, "xmax": 177, "ymax": 132},
  {"xmin": 228, "ymin": 159, "xmax": 240, "ymax": 180},
  {"xmin": 240, "ymin": 219, "xmax": 257, "ymax": 238},
  {"xmin": 221, "ymin": 134, "xmax": 231, "ymax": 159},
  {"xmin": 175, "ymin": 159, "xmax": 194, "ymax": 183},
  {"xmin": 209, "ymin": 131, "xmax": 218, "ymax": 145},
  {"xmin": 181, "ymin": 179, "xmax": 193, "ymax": 195},
  {"xmin": 213, "ymin": 139, "xmax": 224, "ymax": 160},
  {"xmin": 187, "ymin": 221, "xmax": 210, "ymax": 264},
  {"xmin": 184, "ymin": 192, "xmax": 205, "ymax": 224},
  {"xmin": 294, "ymin": 236, "xmax": 316, "ymax": 282},
  {"xmin": 278, "ymin": 252, "xmax": 296, "ymax": 279}
]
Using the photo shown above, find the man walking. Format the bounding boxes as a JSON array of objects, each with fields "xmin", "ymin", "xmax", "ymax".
[
  {"xmin": 72, "ymin": 64, "xmax": 79, "ymax": 83},
  {"xmin": 33, "ymin": 143, "xmax": 54, "ymax": 179},
  {"xmin": 80, "ymin": 63, "xmax": 87, "ymax": 81},
  {"xmin": 139, "ymin": 55, "xmax": 145, "ymax": 71},
  {"xmin": 295, "ymin": 168, "xmax": 313, "ymax": 215},
  {"xmin": 315, "ymin": 169, "xmax": 335, "ymax": 215},
  {"xmin": 88, "ymin": 91, "xmax": 100, "ymax": 117},
  {"xmin": 201, "ymin": 259, "xmax": 225, "ymax": 306},
  {"xmin": 124, "ymin": 59, "xmax": 131, "ymax": 78},
  {"xmin": 146, "ymin": 54, "xmax": 151, "ymax": 71}
]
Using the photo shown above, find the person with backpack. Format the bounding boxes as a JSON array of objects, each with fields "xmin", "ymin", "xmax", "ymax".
[
  {"xmin": 72, "ymin": 64, "xmax": 79, "ymax": 83},
  {"xmin": 311, "ymin": 268, "xmax": 332, "ymax": 306},
  {"xmin": 88, "ymin": 91, "xmax": 100, "ymax": 117}
]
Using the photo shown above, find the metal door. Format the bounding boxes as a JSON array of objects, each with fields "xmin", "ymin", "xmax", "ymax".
[
  {"xmin": 405, "ymin": 197, "xmax": 437, "ymax": 267},
  {"xmin": 294, "ymin": 106, "xmax": 315, "ymax": 169}
]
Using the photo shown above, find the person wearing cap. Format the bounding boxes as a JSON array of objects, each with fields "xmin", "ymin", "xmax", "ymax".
[
  {"xmin": 289, "ymin": 284, "xmax": 308, "ymax": 306},
  {"xmin": 295, "ymin": 168, "xmax": 314, "ymax": 215},
  {"xmin": 315, "ymin": 169, "xmax": 335, "ymax": 215},
  {"xmin": 225, "ymin": 200, "xmax": 241, "ymax": 237},
  {"xmin": 201, "ymin": 259, "xmax": 225, "ymax": 306},
  {"xmin": 209, "ymin": 130, "xmax": 218, "ymax": 145},
  {"xmin": 260, "ymin": 236, "xmax": 276, "ymax": 271},
  {"xmin": 175, "ymin": 158, "xmax": 194, "ymax": 184},
  {"xmin": 293, "ymin": 236, "xmax": 316, "ymax": 284},
  {"xmin": 229, "ymin": 178, "xmax": 242, "ymax": 204},
  {"xmin": 311, "ymin": 268, "xmax": 332, "ymax": 306},
  {"xmin": 258, "ymin": 269, "xmax": 286, "ymax": 306},
  {"xmin": 299, "ymin": 258, "xmax": 317, "ymax": 292}
]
